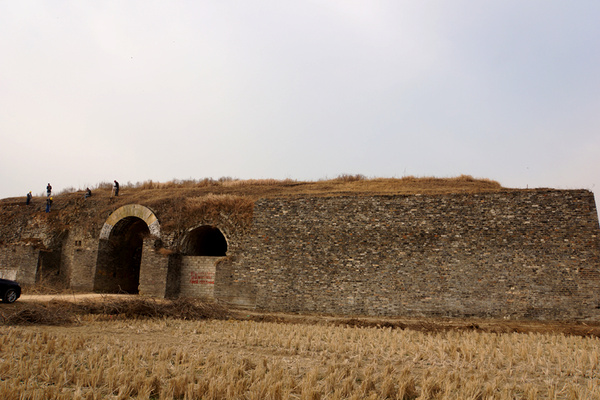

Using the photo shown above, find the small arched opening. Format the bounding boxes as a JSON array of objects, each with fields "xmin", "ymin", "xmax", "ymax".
[{"xmin": 181, "ymin": 226, "xmax": 227, "ymax": 256}]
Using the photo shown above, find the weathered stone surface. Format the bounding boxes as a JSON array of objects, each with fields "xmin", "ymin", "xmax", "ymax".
[
  {"xmin": 0, "ymin": 244, "xmax": 39, "ymax": 284},
  {"xmin": 2, "ymin": 189, "xmax": 600, "ymax": 321},
  {"xmin": 138, "ymin": 238, "xmax": 170, "ymax": 297},
  {"xmin": 179, "ymin": 256, "xmax": 221, "ymax": 298},
  {"xmin": 100, "ymin": 204, "xmax": 160, "ymax": 240},
  {"xmin": 63, "ymin": 230, "xmax": 99, "ymax": 291},
  {"xmin": 218, "ymin": 190, "xmax": 600, "ymax": 320}
]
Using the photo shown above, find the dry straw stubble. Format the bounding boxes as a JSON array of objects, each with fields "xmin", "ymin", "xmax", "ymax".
[{"xmin": 1, "ymin": 314, "xmax": 599, "ymax": 399}]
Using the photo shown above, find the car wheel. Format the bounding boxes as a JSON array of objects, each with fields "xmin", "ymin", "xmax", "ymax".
[{"xmin": 3, "ymin": 289, "xmax": 18, "ymax": 303}]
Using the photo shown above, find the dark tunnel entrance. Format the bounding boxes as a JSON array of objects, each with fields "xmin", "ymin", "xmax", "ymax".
[
  {"xmin": 181, "ymin": 225, "xmax": 227, "ymax": 256},
  {"xmin": 94, "ymin": 217, "xmax": 150, "ymax": 293}
]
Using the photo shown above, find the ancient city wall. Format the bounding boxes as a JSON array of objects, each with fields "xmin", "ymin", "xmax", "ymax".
[
  {"xmin": 2, "ymin": 188, "xmax": 599, "ymax": 321},
  {"xmin": 62, "ymin": 231, "xmax": 99, "ymax": 291},
  {"xmin": 0, "ymin": 244, "xmax": 40, "ymax": 284},
  {"xmin": 179, "ymin": 256, "xmax": 218, "ymax": 298},
  {"xmin": 217, "ymin": 190, "xmax": 600, "ymax": 320}
]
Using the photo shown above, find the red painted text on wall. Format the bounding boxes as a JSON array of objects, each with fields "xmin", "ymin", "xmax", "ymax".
[{"xmin": 190, "ymin": 271, "xmax": 215, "ymax": 285}]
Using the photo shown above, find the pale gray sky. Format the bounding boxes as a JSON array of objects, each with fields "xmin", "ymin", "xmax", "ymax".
[{"xmin": 1, "ymin": 1, "xmax": 599, "ymax": 210}]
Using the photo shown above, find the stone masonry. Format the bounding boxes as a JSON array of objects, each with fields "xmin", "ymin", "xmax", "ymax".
[
  {"xmin": 179, "ymin": 256, "xmax": 219, "ymax": 298},
  {"xmin": 217, "ymin": 190, "xmax": 600, "ymax": 320},
  {"xmin": 2, "ymin": 188, "xmax": 600, "ymax": 321},
  {"xmin": 0, "ymin": 244, "xmax": 39, "ymax": 283}
]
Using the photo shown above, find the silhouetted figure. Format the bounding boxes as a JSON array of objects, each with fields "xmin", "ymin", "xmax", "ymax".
[
  {"xmin": 46, "ymin": 183, "xmax": 52, "ymax": 197},
  {"xmin": 84, "ymin": 188, "xmax": 92, "ymax": 199},
  {"xmin": 26, "ymin": 191, "xmax": 32, "ymax": 205},
  {"xmin": 113, "ymin": 180, "xmax": 119, "ymax": 196}
]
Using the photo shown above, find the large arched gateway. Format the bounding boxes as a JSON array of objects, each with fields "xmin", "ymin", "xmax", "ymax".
[{"xmin": 94, "ymin": 205, "xmax": 161, "ymax": 293}]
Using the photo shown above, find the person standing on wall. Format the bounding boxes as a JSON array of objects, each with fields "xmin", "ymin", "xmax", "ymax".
[
  {"xmin": 46, "ymin": 197, "xmax": 53, "ymax": 213},
  {"xmin": 113, "ymin": 180, "xmax": 119, "ymax": 196},
  {"xmin": 46, "ymin": 183, "xmax": 52, "ymax": 197},
  {"xmin": 26, "ymin": 191, "xmax": 32, "ymax": 205}
]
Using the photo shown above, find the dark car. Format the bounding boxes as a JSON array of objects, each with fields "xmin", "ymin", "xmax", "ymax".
[{"xmin": 0, "ymin": 278, "xmax": 21, "ymax": 303}]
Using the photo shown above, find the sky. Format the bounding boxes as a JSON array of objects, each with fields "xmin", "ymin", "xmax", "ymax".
[{"xmin": 1, "ymin": 1, "xmax": 599, "ymax": 212}]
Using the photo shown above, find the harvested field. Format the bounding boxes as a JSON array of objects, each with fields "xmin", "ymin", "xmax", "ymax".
[{"xmin": 1, "ymin": 297, "xmax": 599, "ymax": 399}]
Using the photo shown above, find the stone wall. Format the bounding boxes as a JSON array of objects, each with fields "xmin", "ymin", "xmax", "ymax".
[
  {"xmin": 0, "ymin": 211, "xmax": 66, "ymax": 286},
  {"xmin": 138, "ymin": 238, "xmax": 171, "ymax": 297},
  {"xmin": 62, "ymin": 232, "xmax": 99, "ymax": 291},
  {"xmin": 217, "ymin": 190, "xmax": 600, "ymax": 320},
  {"xmin": 2, "ymin": 188, "xmax": 599, "ymax": 321},
  {"xmin": 0, "ymin": 244, "xmax": 39, "ymax": 284},
  {"xmin": 179, "ymin": 256, "xmax": 220, "ymax": 298}
]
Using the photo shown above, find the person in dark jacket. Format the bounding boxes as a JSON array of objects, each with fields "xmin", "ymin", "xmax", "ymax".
[
  {"xmin": 26, "ymin": 191, "xmax": 32, "ymax": 205},
  {"xmin": 46, "ymin": 183, "xmax": 52, "ymax": 197},
  {"xmin": 113, "ymin": 180, "xmax": 119, "ymax": 196},
  {"xmin": 46, "ymin": 197, "xmax": 53, "ymax": 213},
  {"xmin": 84, "ymin": 188, "xmax": 92, "ymax": 199}
]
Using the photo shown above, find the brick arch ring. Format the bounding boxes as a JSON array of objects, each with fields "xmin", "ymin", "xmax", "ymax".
[{"xmin": 99, "ymin": 204, "xmax": 161, "ymax": 240}]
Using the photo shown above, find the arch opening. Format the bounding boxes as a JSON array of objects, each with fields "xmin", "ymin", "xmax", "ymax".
[
  {"xmin": 181, "ymin": 226, "xmax": 227, "ymax": 256},
  {"xmin": 94, "ymin": 216, "xmax": 150, "ymax": 293}
]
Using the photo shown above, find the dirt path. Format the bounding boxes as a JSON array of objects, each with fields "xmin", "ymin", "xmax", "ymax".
[{"xmin": 19, "ymin": 293, "xmax": 136, "ymax": 302}]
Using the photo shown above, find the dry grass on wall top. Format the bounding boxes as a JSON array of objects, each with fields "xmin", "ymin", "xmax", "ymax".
[
  {"xmin": 6, "ymin": 175, "xmax": 506, "ymax": 204},
  {"xmin": 0, "ymin": 175, "xmax": 507, "ymax": 240},
  {"xmin": 184, "ymin": 194, "xmax": 254, "ymax": 223},
  {"xmin": 151, "ymin": 194, "xmax": 255, "ymax": 232}
]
